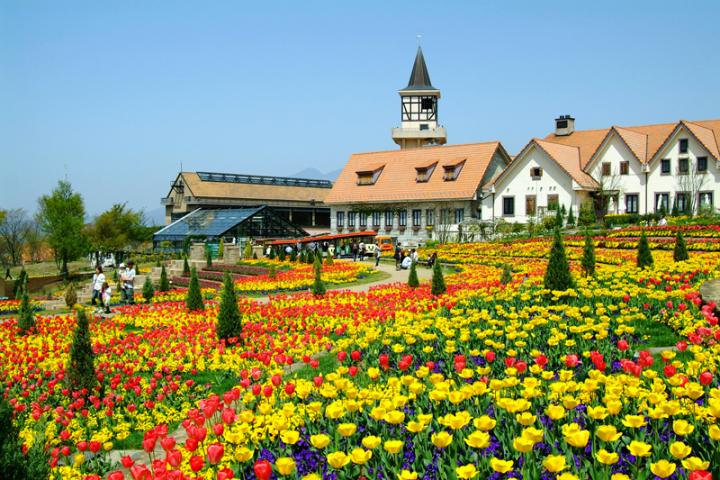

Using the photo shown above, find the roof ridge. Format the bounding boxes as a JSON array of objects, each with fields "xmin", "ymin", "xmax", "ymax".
[{"xmin": 350, "ymin": 141, "xmax": 500, "ymax": 157}]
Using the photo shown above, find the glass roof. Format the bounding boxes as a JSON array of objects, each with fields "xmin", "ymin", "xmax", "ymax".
[{"xmin": 153, "ymin": 207, "xmax": 264, "ymax": 241}]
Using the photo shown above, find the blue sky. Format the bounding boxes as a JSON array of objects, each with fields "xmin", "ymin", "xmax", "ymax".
[{"xmin": 1, "ymin": 1, "xmax": 718, "ymax": 223}]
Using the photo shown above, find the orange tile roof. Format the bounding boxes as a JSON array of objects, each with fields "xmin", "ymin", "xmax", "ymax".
[
  {"xmin": 324, "ymin": 142, "xmax": 508, "ymax": 204},
  {"xmin": 613, "ymin": 126, "xmax": 648, "ymax": 163},
  {"xmin": 534, "ymin": 140, "xmax": 599, "ymax": 188},
  {"xmin": 685, "ymin": 120, "xmax": 720, "ymax": 159},
  {"xmin": 543, "ymin": 128, "xmax": 609, "ymax": 168}
]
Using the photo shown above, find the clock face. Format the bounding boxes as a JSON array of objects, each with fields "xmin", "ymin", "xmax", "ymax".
[{"xmin": 402, "ymin": 96, "xmax": 437, "ymax": 121}]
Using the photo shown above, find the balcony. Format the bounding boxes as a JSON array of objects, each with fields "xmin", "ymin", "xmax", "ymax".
[{"xmin": 160, "ymin": 197, "xmax": 174, "ymax": 205}]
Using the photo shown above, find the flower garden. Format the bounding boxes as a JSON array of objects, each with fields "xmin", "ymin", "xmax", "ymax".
[{"xmin": 2, "ymin": 235, "xmax": 720, "ymax": 480}]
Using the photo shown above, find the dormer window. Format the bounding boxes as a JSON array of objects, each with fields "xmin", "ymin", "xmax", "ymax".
[
  {"xmin": 530, "ymin": 167, "xmax": 543, "ymax": 180},
  {"xmin": 443, "ymin": 160, "xmax": 465, "ymax": 181},
  {"xmin": 415, "ymin": 162, "xmax": 437, "ymax": 183},
  {"xmin": 356, "ymin": 165, "xmax": 384, "ymax": 185},
  {"xmin": 679, "ymin": 139, "xmax": 688, "ymax": 154}
]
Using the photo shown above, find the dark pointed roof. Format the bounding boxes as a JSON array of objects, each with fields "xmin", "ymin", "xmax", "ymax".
[{"xmin": 401, "ymin": 47, "xmax": 437, "ymax": 91}]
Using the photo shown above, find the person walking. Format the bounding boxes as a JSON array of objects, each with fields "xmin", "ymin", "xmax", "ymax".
[
  {"xmin": 374, "ymin": 244, "xmax": 381, "ymax": 267},
  {"xmin": 351, "ymin": 241, "xmax": 358, "ymax": 262},
  {"xmin": 91, "ymin": 266, "xmax": 105, "ymax": 306},
  {"xmin": 358, "ymin": 241, "xmax": 365, "ymax": 261},
  {"xmin": 410, "ymin": 248, "xmax": 419, "ymax": 265},
  {"xmin": 122, "ymin": 261, "xmax": 136, "ymax": 305},
  {"xmin": 101, "ymin": 281, "xmax": 112, "ymax": 314},
  {"xmin": 394, "ymin": 245, "xmax": 402, "ymax": 270}
]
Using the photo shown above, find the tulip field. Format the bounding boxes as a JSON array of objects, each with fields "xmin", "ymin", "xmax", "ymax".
[{"xmin": 2, "ymin": 234, "xmax": 720, "ymax": 480}]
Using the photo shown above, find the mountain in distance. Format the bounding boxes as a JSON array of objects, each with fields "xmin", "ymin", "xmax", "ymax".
[{"xmin": 288, "ymin": 167, "xmax": 342, "ymax": 182}]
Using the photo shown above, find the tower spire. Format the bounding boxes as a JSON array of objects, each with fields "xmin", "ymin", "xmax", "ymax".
[{"xmin": 404, "ymin": 46, "xmax": 434, "ymax": 91}]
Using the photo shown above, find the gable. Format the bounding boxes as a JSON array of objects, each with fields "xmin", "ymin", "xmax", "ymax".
[
  {"xmin": 587, "ymin": 132, "xmax": 644, "ymax": 178},
  {"xmin": 649, "ymin": 124, "xmax": 715, "ymax": 166},
  {"xmin": 492, "ymin": 144, "xmax": 575, "ymax": 192}
]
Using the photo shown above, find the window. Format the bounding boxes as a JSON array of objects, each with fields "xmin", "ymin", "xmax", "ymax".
[
  {"xmin": 625, "ymin": 194, "xmax": 639, "ymax": 214},
  {"xmin": 348, "ymin": 211, "xmax": 356, "ymax": 227},
  {"xmin": 356, "ymin": 166, "xmax": 384, "ymax": 185},
  {"xmin": 526, "ymin": 195, "xmax": 537, "ymax": 216},
  {"xmin": 679, "ymin": 138, "xmax": 688, "ymax": 154},
  {"xmin": 359, "ymin": 212, "xmax": 367, "ymax": 227},
  {"xmin": 402, "ymin": 96, "xmax": 437, "ymax": 121},
  {"xmin": 678, "ymin": 158, "xmax": 689, "ymax": 174},
  {"xmin": 426, "ymin": 209, "xmax": 434, "ymax": 226},
  {"xmin": 655, "ymin": 193, "xmax": 669, "ymax": 213},
  {"xmin": 384, "ymin": 210, "xmax": 393, "ymax": 226},
  {"xmin": 503, "ymin": 197, "xmax": 515, "ymax": 216},
  {"xmin": 372, "ymin": 211, "xmax": 381, "ymax": 227},
  {"xmin": 336, "ymin": 211, "xmax": 344, "ymax": 228},
  {"xmin": 454, "ymin": 208, "xmax": 465, "ymax": 224},
  {"xmin": 419, "ymin": 124, "xmax": 429, "ymax": 131},
  {"xmin": 439, "ymin": 208, "xmax": 450, "ymax": 225},
  {"xmin": 547, "ymin": 194, "xmax": 559, "ymax": 211},
  {"xmin": 398, "ymin": 210, "xmax": 407, "ymax": 227},
  {"xmin": 601, "ymin": 162, "xmax": 611, "ymax": 176},
  {"xmin": 675, "ymin": 192, "xmax": 689, "ymax": 214},
  {"xmin": 443, "ymin": 160, "xmax": 465, "ymax": 181},
  {"xmin": 415, "ymin": 163, "xmax": 437, "ymax": 182},
  {"xmin": 699, "ymin": 191, "xmax": 714, "ymax": 211},
  {"xmin": 412, "ymin": 209, "xmax": 422, "ymax": 226},
  {"xmin": 421, "ymin": 97, "xmax": 434, "ymax": 110},
  {"xmin": 530, "ymin": 167, "xmax": 543, "ymax": 179},
  {"xmin": 697, "ymin": 156, "xmax": 708, "ymax": 172},
  {"xmin": 620, "ymin": 161, "xmax": 629, "ymax": 175},
  {"xmin": 661, "ymin": 159, "xmax": 671, "ymax": 174}
]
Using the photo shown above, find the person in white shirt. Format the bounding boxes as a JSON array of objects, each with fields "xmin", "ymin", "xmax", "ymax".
[
  {"xmin": 410, "ymin": 249, "xmax": 419, "ymax": 264},
  {"xmin": 101, "ymin": 281, "xmax": 112, "ymax": 314},
  {"xmin": 400, "ymin": 255, "xmax": 412, "ymax": 270},
  {"xmin": 658, "ymin": 216, "xmax": 667, "ymax": 226},
  {"xmin": 121, "ymin": 261, "xmax": 136, "ymax": 305},
  {"xmin": 91, "ymin": 266, "xmax": 105, "ymax": 306}
]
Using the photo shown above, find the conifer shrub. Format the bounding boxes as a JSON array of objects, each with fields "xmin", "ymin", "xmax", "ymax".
[
  {"xmin": 578, "ymin": 200, "xmax": 596, "ymax": 226},
  {"xmin": 159, "ymin": 265, "xmax": 170, "ymax": 292},
  {"xmin": 216, "ymin": 272, "xmax": 242, "ymax": 342},
  {"xmin": 325, "ymin": 254, "xmax": 334, "ymax": 266},
  {"xmin": 500, "ymin": 264, "xmax": 513, "ymax": 285},
  {"xmin": 581, "ymin": 229, "xmax": 596, "ymax": 277},
  {"xmin": 142, "ymin": 276, "xmax": 155, "ymax": 303},
  {"xmin": 279, "ymin": 248, "xmax": 286, "ymax": 262},
  {"xmin": 206, "ymin": 247, "xmax": 213, "ymax": 267},
  {"xmin": 218, "ymin": 239, "xmax": 224, "ymax": 259},
  {"xmin": 312, "ymin": 256, "xmax": 326, "ymax": 296},
  {"xmin": 636, "ymin": 230, "xmax": 654, "ymax": 269},
  {"xmin": 243, "ymin": 242, "xmax": 253, "ymax": 259},
  {"xmin": 64, "ymin": 282, "xmax": 78, "ymax": 308},
  {"xmin": 431, "ymin": 260, "xmax": 446, "ymax": 295},
  {"xmin": 566, "ymin": 206, "xmax": 576, "ymax": 227},
  {"xmin": 183, "ymin": 256, "xmax": 191, "ymax": 276},
  {"xmin": 185, "ymin": 267, "xmax": 205, "ymax": 311},
  {"xmin": 544, "ymin": 228, "xmax": 574, "ymax": 291},
  {"xmin": 268, "ymin": 248, "xmax": 276, "ymax": 260},
  {"xmin": 673, "ymin": 230, "xmax": 689, "ymax": 262},
  {"xmin": 66, "ymin": 309, "xmax": 95, "ymax": 395},
  {"xmin": 17, "ymin": 289, "xmax": 35, "ymax": 335},
  {"xmin": 408, "ymin": 261, "xmax": 419, "ymax": 288}
]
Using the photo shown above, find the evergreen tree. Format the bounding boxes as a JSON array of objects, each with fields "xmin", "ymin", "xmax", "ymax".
[
  {"xmin": 218, "ymin": 239, "xmax": 225, "ymax": 259},
  {"xmin": 407, "ymin": 261, "xmax": 419, "ymax": 288},
  {"xmin": 325, "ymin": 254, "xmax": 334, "ymax": 266},
  {"xmin": 185, "ymin": 267, "xmax": 205, "ymax": 311},
  {"xmin": 581, "ymin": 229, "xmax": 596, "ymax": 277},
  {"xmin": 578, "ymin": 200, "xmax": 596, "ymax": 227},
  {"xmin": 566, "ymin": 206, "xmax": 576, "ymax": 227},
  {"xmin": 431, "ymin": 259, "xmax": 446, "ymax": 295},
  {"xmin": 500, "ymin": 264, "xmax": 513, "ymax": 285},
  {"xmin": 555, "ymin": 205, "xmax": 564, "ymax": 228},
  {"xmin": 216, "ymin": 272, "xmax": 242, "ymax": 342},
  {"xmin": 290, "ymin": 250, "xmax": 297, "ymax": 262},
  {"xmin": 66, "ymin": 309, "xmax": 96, "ymax": 395},
  {"xmin": 243, "ymin": 242, "xmax": 253, "ymax": 259},
  {"xmin": 142, "ymin": 276, "xmax": 155, "ymax": 303},
  {"xmin": 544, "ymin": 228, "xmax": 574, "ymax": 291},
  {"xmin": 64, "ymin": 282, "xmax": 77, "ymax": 308},
  {"xmin": 252, "ymin": 252, "xmax": 258, "ymax": 259},
  {"xmin": 636, "ymin": 230, "xmax": 654, "ymax": 269},
  {"xmin": 159, "ymin": 265, "xmax": 170, "ymax": 292},
  {"xmin": 306, "ymin": 249, "xmax": 315, "ymax": 265},
  {"xmin": 13, "ymin": 269, "xmax": 27, "ymax": 298},
  {"xmin": 17, "ymin": 288, "xmax": 35, "ymax": 335},
  {"xmin": 279, "ymin": 247, "xmax": 286, "ymax": 262},
  {"xmin": 183, "ymin": 256, "xmax": 191, "ymax": 276},
  {"xmin": 268, "ymin": 248, "xmax": 276, "ymax": 260},
  {"xmin": 312, "ymin": 256, "xmax": 326, "ymax": 296},
  {"xmin": 206, "ymin": 247, "xmax": 213, "ymax": 267},
  {"xmin": 673, "ymin": 230, "xmax": 689, "ymax": 262},
  {"xmin": 299, "ymin": 250, "xmax": 307, "ymax": 263},
  {"xmin": 0, "ymin": 397, "xmax": 49, "ymax": 479}
]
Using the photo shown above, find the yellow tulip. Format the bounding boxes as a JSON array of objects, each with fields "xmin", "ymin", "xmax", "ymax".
[
  {"xmin": 546, "ymin": 404, "xmax": 566, "ymax": 421},
  {"xmin": 362, "ymin": 436, "xmax": 382, "ymax": 450},
  {"xmin": 649, "ymin": 459, "xmax": 676, "ymax": 478},
  {"xmin": 521, "ymin": 427, "xmax": 544, "ymax": 443},
  {"xmin": 681, "ymin": 456, "xmax": 710, "ymax": 471},
  {"xmin": 565, "ymin": 429, "xmax": 590, "ymax": 448},
  {"xmin": 276, "ymin": 457, "xmax": 296, "ymax": 476},
  {"xmin": 611, "ymin": 474, "xmax": 630, "ymax": 480},
  {"xmin": 490, "ymin": 457, "xmax": 514, "ymax": 473},
  {"xmin": 337, "ymin": 423, "xmax": 357, "ymax": 437},
  {"xmin": 398, "ymin": 471, "xmax": 418, "ymax": 480},
  {"xmin": 464, "ymin": 430, "xmax": 490, "ymax": 449},
  {"xmin": 349, "ymin": 447, "xmax": 372, "ymax": 465},
  {"xmin": 513, "ymin": 436, "xmax": 534, "ymax": 453},
  {"xmin": 327, "ymin": 451, "xmax": 350, "ymax": 469},
  {"xmin": 473, "ymin": 415, "xmax": 496, "ymax": 431},
  {"xmin": 596, "ymin": 425, "xmax": 622, "ymax": 442},
  {"xmin": 709, "ymin": 424, "xmax": 720, "ymax": 441},
  {"xmin": 596, "ymin": 449, "xmax": 619, "ymax": 465},
  {"xmin": 516, "ymin": 412, "xmax": 536, "ymax": 426},
  {"xmin": 621, "ymin": 415, "xmax": 646, "ymax": 429},
  {"xmin": 672, "ymin": 419, "xmax": 694, "ymax": 436},
  {"xmin": 383, "ymin": 439, "xmax": 403, "ymax": 454},
  {"xmin": 542, "ymin": 454, "xmax": 567, "ymax": 472},
  {"xmin": 302, "ymin": 474, "xmax": 321, "ymax": 480},
  {"xmin": 235, "ymin": 447, "xmax": 254, "ymax": 462},
  {"xmin": 431, "ymin": 431, "xmax": 453, "ymax": 449},
  {"xmin": 280, "ymin": 430, "xmax": 300, "ymax": 445},
  {"xmin": 384, "ymin": 410, "xmax": 406, "ymax": 425},
  {"xmin": 557, "ymin": 474, "xmax": 579, "ymax": 480},
  {"xmin": 325, "ymin": 403, "xmax": 345, "ymax": 420},
  {"xmin": 669, "ymin": 441, "xmax": 691, "ymax": 459},
  {"xmin": 627, "ymin": 440, "xmax": 652, "ymax": 457},
  {"xmin": 456, "ymin": 464, "xmax": 478, "ymax": 479},
  {"xmin": 406, "ymin": 421, "xmax": 426, "ymax": 433},
  {"xmin": 310, "ymin": 434, "xmax": 330, "ymax": 449},
  {"xmin": 587, "ymin": 406, "xmax": 608, "ymax": 420}
]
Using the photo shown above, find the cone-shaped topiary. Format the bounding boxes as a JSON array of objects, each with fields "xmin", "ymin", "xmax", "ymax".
[
  {"xmin": 183, "ymin": 256, "xmax": 191, "ymax": 276},
  {"xmin": 290, "ymin": 250, "xmax": 297, "ymax": 262},
  {"xmin": 206, "ymin": 247, "xmax": 213, "ymax": 267},
  {"xmin": 306, "ymin": 249, "xmax": 315, "ymax": 265},
  {"xmin": 66, "ymin": 309, "xmax": 95, "ymax": 395},
  {"xmin": 500, "ymin": 264, "xmax": 513, "ymax": 285},
  {"xmin": 673, "ymin": 230, "xmax": 689, "ymax": 262},
  {"xmin": 555, "ymin": 206, "xmax": 564, "ymax": 228},
  {"xmin": 159, "ymin": 265, "xmax": 170, "ymax": 292},
  {"xmin": 312, "ymin": 256, "xmax": 326, "ymax": 296},
  {"xmin": 218, "ymin": 239, "xmax": 224, "ymax": 259},
  {"xmin": 544, "ymin": 228, "xmax": 574, "ymax": 291},
  {"xmin": 268, "ymin": 248, "xmax": 276, "ymax": 260},
  {"xmin": 299, "ymin": 250, "xmax": 307, "ymax": 263},
  {"xmin": 431, "ymin": 259, "xmax": 446, "ymax": 295},
  {"xmin": 407, "ymin": 261, "xmax": 419, "ymax": 288},
  {"xmin": 64, "ymin": 282, "xmax": 77, "ymax": 308},
  {"xmin": 252, "ymin": 252, "xmax": 258, "ymax": 259},
  {"xmin": 185, "ymin": 266, "xmax": 205, "ymax": 311},
  {"xmin": 581, "ymin": 229, "xmax": 596, "ymax": 277},
  {"xmin": 142, "ymin": 276, "xmax": 155, "ymax": 303},
  {"xmin": 279, "ymin": 248, "xmax": 286, "ymax": 262},
  {"xmin": 325, "ymin": 254, "xmax": 334, "ymax": 266},
  {"xmin": 243, "ymin": 242, "xmax": 253, "ymax": 259},
  {"xmin": 13, "ymin": 269, "xmax": 27, "ymax": 298},
  {"xmin": 17, "ymin": 289, "xmax": 35, "ymax": 335},
  {"xmin": 216, "ymin": 272, "xmax": 242, "ymax": 342},
  {"xmin": 636, "ymin": 230, "xmax": 654, "ymax": 269},
  {"xmin": 566, "ymin": 206, "xmax": 576, "ymax": 227}
]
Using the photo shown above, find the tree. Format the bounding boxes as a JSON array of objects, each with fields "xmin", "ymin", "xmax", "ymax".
[
  {"xmin": 407, "ymin": 261, "xmax": 419, "ymax": 288},
  {"xmin": 431, "ymin": 260, "xmax": 446, "ymax": 295},
  {"xmin": 268, "ymin": 248, "xmax": 276, "ymax": 260},
  {"xmin": 183, "ymin": 256, "xmax": 191, "ymax": 276},
  {"xmin": 17, "ymin": 285, "xmax": 35, "ymax": 335},
  {"xmin": 13, "ymin": 269, "xmax": 27, "ymax": 299},
  {"xmin": 278, "ymin": 247, "xmax": 286, "ymax": 262},
  {"xmin": 500, "ymin": 264, "xmax": 513, "ymax": 285},
  {"xmin": 581, "ymin": 229, "xmax": 596, "ymax": 277},
  {"xmin": 36, "ymin": 180, "xmax": 88, "ymax": 278},
  {"xmin": 555, "ymin": 205, "xmax": 565, "ymax": 228},
  {"xmin": 325, "ymin": 254, "xmax": 334, "ymax": 266},
  {"xmin": 0, "ymin": 396, "xmax": 50, "ymax": 479},
  {"xmin": 86, "ymin": 204, "xmax": 149, "ymax": 269},
  {"xmin": 159, "ymin": 265, "xmax": 170, "ymax": 292},
  {"xmin": 636, "ymin": 230, "xmax": 654, "ymax": 269},
  {"xmin": 0, "ymin": 209, "xmax": 31, "ymax": 266},
  {"xmin": 64, "ymin": 282, "xmax": 78, "ymax": 308},
  {"xmin": 578, "ymin": 200, "xmax": 596, "ymax": 227},
  {"xmin": 66, "ymin": 309, "xmax": 96, "ymax": 394},
  {"xmin": 312, "ymin": 256, "xmax": 326, "ymax": 296},
  {"xmin": 218, "ymin": 239, "xmax": 225, "ymax": 259},
  {"xmin": 673, "ymin": 230, "xmax": 689, "ymax": 262},
  {"xmin": 243, "ymin": 242, "xmax": 253, "ymax": 259},
  {"xmin": 206, "ymin": 246, "xmax": 213, "ymax": 267},
  {"xmin": 544, "ymin": 228, "xmax": 574, "ymax": 291},
  {"xmin": 306, "ymin": 249, "xmax": 315, "ymax": 265},
  {"xmin": 142, "ymin": 276, "xmax": 155, "ymax": 303},
  {"xmin": 185, "ymin": 267, "xmax": 204, "ymax": 311},
  {"xmin": 566, "ymin": 206, "xmax": 576, "ymax": 227},
  {"xmin": 216, "ymin": 272, "xmax": 242, "ymax": 341}
]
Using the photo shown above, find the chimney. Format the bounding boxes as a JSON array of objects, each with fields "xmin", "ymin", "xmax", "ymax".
[{"xmin": 555, "ymin": 115, "xmax": 575, "ymax": 136}]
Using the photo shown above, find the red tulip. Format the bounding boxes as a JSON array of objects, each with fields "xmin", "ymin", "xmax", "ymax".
[
  {"xmin": 313, "ymin": 376, "xmax": 323, "ymax": 387},
  {"xmin": 348, "ymin": 366, "xmax": 359, "ymax": 377},
  {"xmin": 130, "ymin": 464, "xmax": 151, "ymax": 480},
  {"xmin": 121, "ymin": 455, "xmax": 135, "ymax": 468},
  {"xmin": 207, "ymin": 443, "xmax": 224, "ymax": 465},
  {"xmin": 189, "ymin": 454, "xmax": 205, "ymax": 472},
  {"xmin": 166, "ymin": 449, "xmax": 182, "ymax": 467},
  {"xmin": 337, "ymin": 351, "xmax": 348, "ymax": 362},
  {"xmin": 617, "ymin": 339, "xmax": 629, "ymax": 351},
  {"xmin": 142, "ymin": 437, "xmax": 156, "ymax": 453},
  {"xmin": 212, "ymin": 423, "xmax": 224, "ymax": 436},
  {"xmin": 254, "ymin": 459, "xmax": 273, "ymax": 480},
  {"xmin": 271, "ymin": 374, "xmax": 282, "ymax": 387},
  {"xmin": 485, "ymin": 351, "xmax": 495, "ymax": 362},
  {"xmin": 535, "ymin": 354, "xmax": 548, "ymax": 368},
  {"xmin": 263, "ymin": 385, "xmax": 273, "ymax": 397},
  {"xmin": 218, "ymin": 467, "xmax": 235, "ymax": 480},
  {"xmin": 515, "ymin": 361, "xmax": 527, "ymax": 373},
  {"xmin": 689, "ymin": 471, "xmax": 712, "ymax": 480},
  {"xmin": 700, "ymin": 371, "xmax": 713, "ymax": 386},
  {"xmin": 108, "ymin": 471, "xmax": 125, "ymax": 480},
  {"xmin": 89, "ymin": 441, "xmax": 101, "ymax": 453},
  {"xmin": 565, "ymin": 354, "xmax": 580, "ymax": 368},
  {"xmin": 622, "ymin": 294, "xmax": 630, "ymax": 303},
  {"xmin": 252, "ymin": 384, "xmax": 262, "ymax": 396},
  {"xmin": 664, "ymin": 365, "xmax": 676, "ymax": 377},
  {"xmin": 351, "ymin": 350, "xmax": 362, "ymax": 361},
  {"xmin": 221, "ymin": 408, "xmax": 235, "ymax": 425},
  {"xmin": 77, "ymin": 441, "xmax": 88, "ymax": 452},
  {"xmin": 677, "ymin": 341, "xmax": 688, "ymax": 351}
]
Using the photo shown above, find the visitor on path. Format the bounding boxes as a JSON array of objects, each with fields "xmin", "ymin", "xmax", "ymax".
[
  {"xmin": 400, "ymin": 255, "xmax": 412, "ymax": 270},
  {"xmin": 658, "ymin": 216, "xmax": 667, "ymax": 226},
  {"xmin": 410, "ymin": 248, "xmax": 419, "ymax": 264},
  {"xmin": 394, "ymin": 246, "xmax": 402, "ymax": 270},
  {"xmin": 285, "ymin": 245, "xmax": 293, "ymax": 255},
  {"xmin": 374, "ymin": 244, "xmax": 381, "ymax": 267},
  {"xmin": 351, "ymin": 242, "xmax": 358, "ymax": 262},
  {"xmin": 426, "ymin": 252, "xmax": 438, "ymax": 268},
  {"xmin": 122, "ymin": 261, "xmax": 136, "ymax": 305},
  {"xmin": 359, "ymin": 242, "xmax": 365, "ymax": 261},
  {"xmin": 101, "ymin": 281, "xmax": 112, "ymax": 314},
  {"xmin": 91, "ymin": 266, "xmax": 105, "ymax": 306}
]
